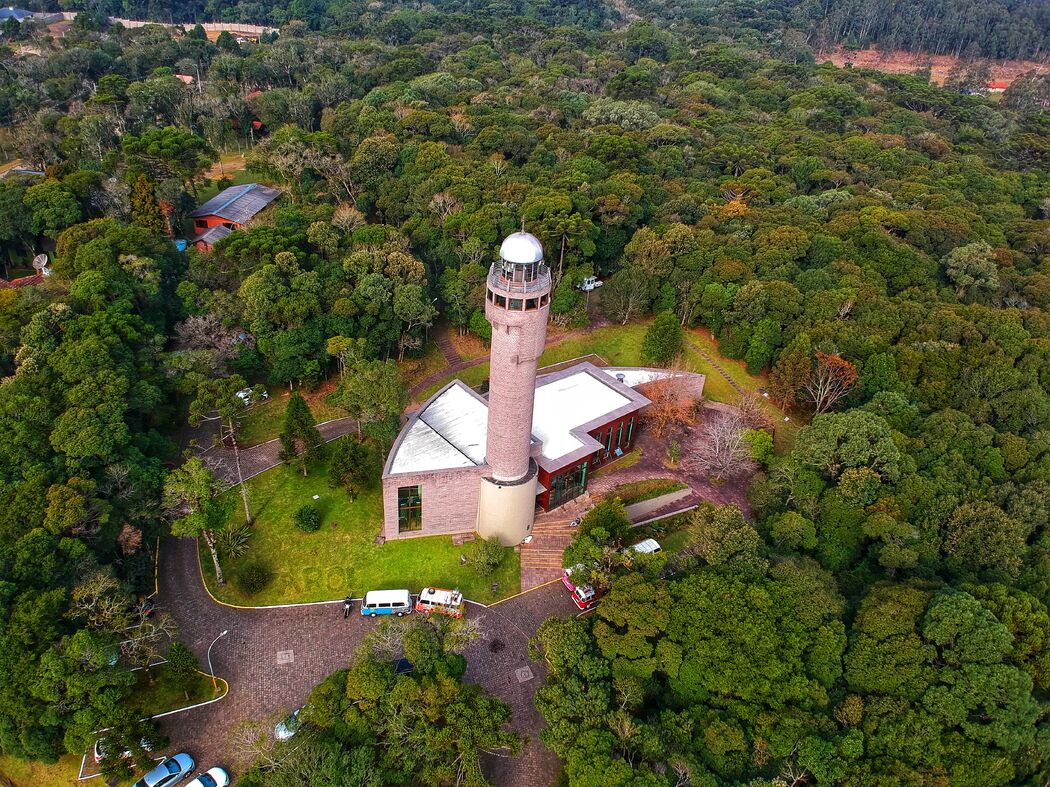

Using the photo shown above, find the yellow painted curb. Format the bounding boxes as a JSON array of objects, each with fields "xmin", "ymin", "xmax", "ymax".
[{"xmin": 487, "ymin": 576, "xmax": 562, "ymax": 607}]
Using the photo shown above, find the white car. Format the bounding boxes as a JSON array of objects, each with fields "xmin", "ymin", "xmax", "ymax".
[
  {"xmin": 186, "ymin": 767, "xmax": 230, "ymax": 787},
  {"xmin": 132, "ymin": 753, "xmax": 194, "ymax": 787},
  {"xmin": 578, "ymin": 276, "xmax": 603, "ymax": 292},
  {"xmin": 274, "ymin": 708, "xmax": 301, "ymax": 741},
  {"xmin": 235, "ymin": 387, "xmax": 269, "ymax": 406},
  {"xmin": 94, "ymin": 736, "xmax": 153, "ymax": 764}
]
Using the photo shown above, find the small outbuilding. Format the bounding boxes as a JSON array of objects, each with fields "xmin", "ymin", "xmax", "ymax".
[{"xmin": 187, "ymin": 182, "xmax": 280, "ymax": 252}]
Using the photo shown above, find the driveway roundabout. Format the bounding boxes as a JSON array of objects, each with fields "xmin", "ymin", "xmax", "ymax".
[{"xmin": 153, "ymin": 536, "xmax": 575, "ymax": 786}]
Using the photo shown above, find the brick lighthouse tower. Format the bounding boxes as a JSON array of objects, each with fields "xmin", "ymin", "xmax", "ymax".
[{"xmin": 476, "ymin": 231, "xmax": 552, "ymax": 545}]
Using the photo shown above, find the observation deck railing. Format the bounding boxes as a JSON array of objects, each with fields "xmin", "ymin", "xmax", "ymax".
[{"xmin": 487, "ymin": 265, "xmax": 551, "ymax": 294}]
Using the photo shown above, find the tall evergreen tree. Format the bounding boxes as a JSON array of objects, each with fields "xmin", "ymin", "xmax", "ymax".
[
  {"xmin": 130, "ymin": 175, "xmax": 167, "ymax": 236},
  {"xmin": 279, "ymin": 392, "xmax": 323, "ymax": 476}
]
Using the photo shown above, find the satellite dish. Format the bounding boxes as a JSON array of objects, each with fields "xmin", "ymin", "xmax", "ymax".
[{"xmin": 31, "ymin": 254, "xmax": 48, "ymax": 272}]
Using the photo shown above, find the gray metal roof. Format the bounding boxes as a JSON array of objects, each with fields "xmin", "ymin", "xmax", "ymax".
[
  {"xmin": 0, "ymin": 8, "xmax": 34, "ymax": 21},
  {"xmin": 189, "ymin": 183, "xmax": 281, "ymax": 223},
  {"xmin": 195, "ymin": 225, "xmax": 233, "ymax": 245}
]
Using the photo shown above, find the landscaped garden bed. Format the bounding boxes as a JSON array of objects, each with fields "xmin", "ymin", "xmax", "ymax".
[
  {"xmin": 200, "ymin": 438, "xmax": 520, "ymax": 606},
  {"xmin": 608, "ymin": 478, "xmax": 688, "ymax": 506}
]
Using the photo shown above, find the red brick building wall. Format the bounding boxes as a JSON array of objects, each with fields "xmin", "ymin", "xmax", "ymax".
[
  {"xmin": 191, "ymin": 214, "xmax": 241, "ymax": 234},
  {"xmin": 535, "ymin": 410, "xmax": 641, "ymax": 510}
]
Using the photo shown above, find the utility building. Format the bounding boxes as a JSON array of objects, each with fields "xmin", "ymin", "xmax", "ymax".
[{"xmin": 381, "ymin": 232, "xmax": 650, "ymax": 545}]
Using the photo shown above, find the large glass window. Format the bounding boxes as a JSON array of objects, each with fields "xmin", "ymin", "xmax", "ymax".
[
  {"xmin": 397, "ymin": 485, "xmax": 422, "ymax": 532},
  {"xmin": 550, "ymin": 462, "xmax": 588, "ymax": 508}
]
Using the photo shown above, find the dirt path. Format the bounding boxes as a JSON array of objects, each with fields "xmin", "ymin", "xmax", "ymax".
[{"xmin": 685, "ymin": 336, "xmax": 746, "ymax": 397}]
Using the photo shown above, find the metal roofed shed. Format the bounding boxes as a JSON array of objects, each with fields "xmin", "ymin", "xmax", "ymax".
[
  {"xmin": 0, "ymin": 7, "xmax": 34, "ymax": 21},
  {"xmin": 189, "ymin": 183, "xmax": 281, "ymax": 224}
]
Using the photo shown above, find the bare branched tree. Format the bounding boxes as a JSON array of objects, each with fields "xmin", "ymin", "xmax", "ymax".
[{"xmin": 690, "ymin": 405, "xmax": 756, "ymax": 481}]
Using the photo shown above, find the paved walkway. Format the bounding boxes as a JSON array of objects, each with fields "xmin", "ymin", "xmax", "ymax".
[
  {"xmin": 149, "ymin": 537, "xmax": 575, "ymax": 786},
  {"xmin": 192, "ymin": 416, "xmax": 360, "ymax": 487}
]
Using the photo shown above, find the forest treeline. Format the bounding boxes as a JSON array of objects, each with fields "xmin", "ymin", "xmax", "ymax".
[
  {"xmin": 0, "ymin": 5, "xmax": 1048, "ymax": 785},
  {"xmin": 10, "ymin": 0, "xmax": 1049, "ymax": 61}
]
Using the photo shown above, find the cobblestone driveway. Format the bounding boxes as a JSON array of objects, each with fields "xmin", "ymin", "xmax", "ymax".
[{"xmin": 151, "ymin": 537, "xmax": 574, "ymax": 786}]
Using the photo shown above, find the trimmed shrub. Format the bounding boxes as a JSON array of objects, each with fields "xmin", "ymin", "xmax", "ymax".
[
  {"xmin": 466, "ymin": 536, "xmax": 506, "ymax": 576},
  {"xmin": 236, "ymin": 561, "xmax": 273, "ymax": 595},
  {"xmin": 294, "ymin": 504, "xmax": 321, "ymax": 532}
]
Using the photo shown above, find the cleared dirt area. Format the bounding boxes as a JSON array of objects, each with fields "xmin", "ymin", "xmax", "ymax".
[{"xmin": 817, "ymin": 46, "xmax": 1048, "ymax": 86}]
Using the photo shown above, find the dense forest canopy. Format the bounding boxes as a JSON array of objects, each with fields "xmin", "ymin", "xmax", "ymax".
[
  {"xmin": 9, "ymin": 0, "xmax": 1049, "ymax": 60},
  {"xmin": 0, "ymin": 0, "xmax": 1048, "ymax": 783}
]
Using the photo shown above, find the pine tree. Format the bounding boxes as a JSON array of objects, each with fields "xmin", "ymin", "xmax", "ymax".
[
  {"xmin": 641, "ymin": 310, "xmax": 683, "ymax": 365},
  {"xmin": 768, "ymin": 332, "xmax": 812, "ymax": 408},
  {"xmin": 130, "ymin": 175, "xmax": 168, "ymax": 236},
  {"xmin": 279, "ymin": 393, "xmax": 323, "ymax": 476}
]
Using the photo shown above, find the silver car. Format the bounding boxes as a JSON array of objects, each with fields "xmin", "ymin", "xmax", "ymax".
[{"xmin": 132, "ymin": 753, "xmax": 195, "ymax": 787}]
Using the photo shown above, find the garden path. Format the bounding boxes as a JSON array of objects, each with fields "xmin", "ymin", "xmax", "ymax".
[{"xmin": 151, "ymin": 536, "xmax": 576, "ymax": 786}]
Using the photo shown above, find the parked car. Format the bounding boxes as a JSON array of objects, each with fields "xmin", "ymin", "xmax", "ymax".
[
  {"xmin": 578, "ymin": 276, "xmax": 603, "ymax": 292},
  {"xmin": 132, "ymin": 753, "xmax": 195, "ymax": 787},
  {"xmin": 274, "ymin": 708, "xmax": 301, "ymax": 741},
  {"xmin": 235, "ymin": 387, "xmax": 269, "ymax": 406},
  {"xmin": 93, "ymin": 736, "xmax": 153, "ymax": 764},
  {"xmin": 186, "ymin": 767, "xmax": 229, "ymax": 787}
]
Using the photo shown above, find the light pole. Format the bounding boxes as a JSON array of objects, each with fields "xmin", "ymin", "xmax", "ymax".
[{"xmin": 207, "ymin": 630, "xmax": 229, "ymax": 692}]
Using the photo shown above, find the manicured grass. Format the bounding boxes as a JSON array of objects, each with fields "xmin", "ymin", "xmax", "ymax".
[
  {"xmin": 591, "ymin": 448, "xmax": 643, "ymax": 478},
  {"xmin": 235, "ymin": 384, "xmax": 347, "ymax": 448},
  {"xmin": 610, "ymin": 478, "xmax": 688, "ymax": 506},
  {"xmin": 630, "ymin": 512, "xmax": 692, "ymax": 552},
  {"xmin": 202, "ymin": 442, "xmax": 520, "ymax": 605},
  {"xmin": 417, "ymin": 361, "xmax": 490, "ymax": 403},
  {"xmin": 128, "ymin": 663, "xmax": 222, "ymax": 716},
  {"xmin": 538, "ymin": 322, "xmax": 650, "ymax": 368},
  {"xmin": 195, "ymin": 167, "xmax": 256, "ymax": 203},
  {"xmin": 0, "ymin": 754, "xmax": 83, "ymax": 787},
  {"xmin": 399, "ymin": 342, "xmax": 446, "ymax": 387}
]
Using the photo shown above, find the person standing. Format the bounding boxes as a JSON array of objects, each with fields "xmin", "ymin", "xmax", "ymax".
[{"xmin": 343, "ymin": 595, "xmax": 353, "ymax": 618}]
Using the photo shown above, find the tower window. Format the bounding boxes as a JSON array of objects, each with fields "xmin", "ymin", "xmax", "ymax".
[
  {"xmin": 397, "ymin": 485, "xmax": 423, "ymax": 532},
  {"xmin": 526, "ymin": 298, "xmax": 538, "ymax": 310},
  {"xmin": 487, "ymin": 289, "xmax": 493, "ymax": 302},
  {"xmin": 495, "ymin": 294, "xmax": 506, "ymax": 307},
  {"xmin": 540, "ymin": 294, "xmax": 549, "ymax": 306},
  {"xmin": 510, "ymin": 298, "xmax": 523, "ymax": 310}
]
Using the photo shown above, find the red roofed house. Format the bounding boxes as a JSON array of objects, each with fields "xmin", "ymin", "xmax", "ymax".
[
  {"xmin": 987, "ymin": 81, "xmax": 1010, "ymax": 93},
  {"xmin": 188, "ymin": 183, "xmax": 281, "ymax": 251}
]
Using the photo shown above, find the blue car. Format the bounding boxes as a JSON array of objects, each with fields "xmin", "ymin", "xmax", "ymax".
[{"xmin": 133, "ymin": 753, "xmax": 195, "ymax": 787}]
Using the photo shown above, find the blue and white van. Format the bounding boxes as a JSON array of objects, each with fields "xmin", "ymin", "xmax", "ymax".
[{"xmin": 361, "ymin": 589, "xmax": 413, "ymax": 617}]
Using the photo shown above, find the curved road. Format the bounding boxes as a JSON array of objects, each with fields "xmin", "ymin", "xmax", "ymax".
[{"xmin": 149, "ymin": 537, "xmax": 575, "ymax": 785}]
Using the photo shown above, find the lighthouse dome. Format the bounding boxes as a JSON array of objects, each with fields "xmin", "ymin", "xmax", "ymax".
[{"xmin": 499, "ymin": 232, "xmax": 544, "ymax": 265}]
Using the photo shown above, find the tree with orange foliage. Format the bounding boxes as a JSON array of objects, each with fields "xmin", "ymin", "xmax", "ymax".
[
  {"xmin": 642, "ymin": 375, "xmax": 695, "ymax": 437},
  {"xmin": 803, "ymin": 352, "xmax": 859, "ymax": 414}
]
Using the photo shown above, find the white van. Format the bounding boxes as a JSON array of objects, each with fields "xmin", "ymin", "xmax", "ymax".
[
  {"xmin": 629, "ymin": 538, "xmax": 662, "ymax": 555},
  {"xmin": 360, "ymin": 589, "xmax": 413, "ymax": 617}
]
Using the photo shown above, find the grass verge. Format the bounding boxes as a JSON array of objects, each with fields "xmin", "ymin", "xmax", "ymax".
[
  {"xmin": 202, "ymin": 441, "xmax": 520, "ymax": 606},
  {"xmin": 610, "ymin": 478, "xmax": 688, "ymax": 506},
  {"xmin": 128, "ymin": 663, "xmax": 222, "ymax": 716},
  {"xmin": 0, "ymin": 755, "xmax": 83, "ymax": 787}
]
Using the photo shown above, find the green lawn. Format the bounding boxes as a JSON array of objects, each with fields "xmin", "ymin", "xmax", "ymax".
[
  {"xmin": 235, "ymin": 385, "xmax": 347, "ymax": 448},
  {"xmin": 610, "ymin": 478, "xmax": 688, "ymax": 506},
  {"xmin": 591, "ymin": 447, "xmax": 643, "ymax": 478},
  {"xmin": 202, "ymin": 442, "xmax": 520, "ymax": 606},
  {"xmin": 128, "ymin": 663, "xmax": 222, "ymax": 716},
  {"xmin": 195, "ymin": 167, "xmax": 256, "ymax": 204},
  {"xmin": 0, "ymin": 754, "xmax": 83, "ymax": 787},
  {"xmin": 539, "ymin": 323, "xmax": 650, "ymax": 368}
]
